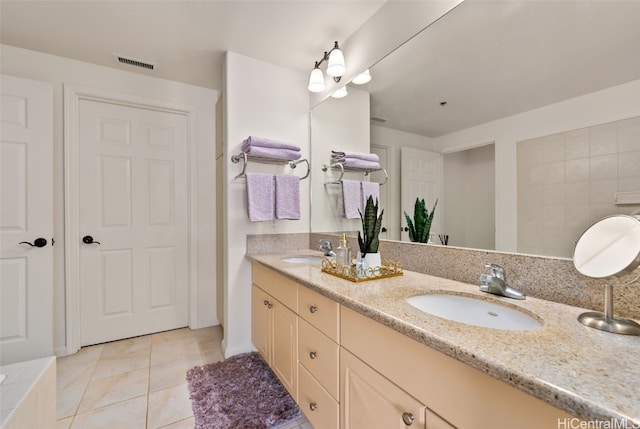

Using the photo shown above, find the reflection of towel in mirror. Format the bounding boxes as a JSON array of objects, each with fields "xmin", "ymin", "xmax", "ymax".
[
  {"xmin": 342, "ymin": 158, "xmax": 380, "ymax": 170},
  {"xmin": 330, "ymin": 151, "xmax": 379, "ymax": 163},
  {"xmin": 242, "ymin": 136, "xmax": 301, "ymax": 152},
  {"xmin": 361, "ymin": 181, "xmax": 379, "ymax": 210},
  {"xmin": 274, "ymin": 175, "xmax": 300, "ymax": 220},
  {"xmin": 340, "ymin": 179, "xmax": 361, "ymax": 219},
  {"xmin": 246, "ymin": 172, "xmax": 274, "ymax": 222}
]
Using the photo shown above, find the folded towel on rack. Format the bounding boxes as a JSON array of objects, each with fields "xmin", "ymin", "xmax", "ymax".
[
  {"xmin": 341, "ymin": 179, "xmax": 362, "ymax": 219},
  {"xmin": 242, "ymin": 136, "xmax": 301, "ymax": 152},
  {"xmin": 361, "ymin": 181, "xmax": 380, "ymax": 211},
  {"xmin": 241, "ymin": 146, "xmax": 302, "ymax": 161},
  {"xmin": 274, "ymin": 175, "xmax": 300, "ymax": 220},
  {"xmin": 342, "ymin": 158, "xmax": 381, "ymax": 170},
  {"xmin": 330, "ymin": 151, "xmax": 379, "ymax": 163},
  {"xmin": 246, "ymin": 172, "xmax": 274, "ymax": 222}
]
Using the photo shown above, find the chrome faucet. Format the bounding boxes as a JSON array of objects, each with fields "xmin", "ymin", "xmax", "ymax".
[
  {"xmin": 479, "ymin": 263, "xmax": 526, "ymax": 300},
  {"xmin": 317, "ymin": 240, "xmax": 336, "ymax": 257}
]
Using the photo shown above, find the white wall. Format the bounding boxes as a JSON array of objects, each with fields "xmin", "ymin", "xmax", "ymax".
[
  {"xmin": 1, "ymin": 44, "xmax": 218, "ymax": 355},
  {"xmin": 432, "ymin": 78, "xmax": 640, "ymax": 252},
  {"xmin": 223, "ymin": 52, "xmax": 310, "ymax": 357},
  {"xmin": 443, "ymin": 145, "xmax": 495, "ymax": 250},
  {"xmin": 310, "ymin": 87, "xmax": 370, "ymax": 234},
  {"xmin": 370, "ymin": 124, "xmax": 437, "ymax": 240}
]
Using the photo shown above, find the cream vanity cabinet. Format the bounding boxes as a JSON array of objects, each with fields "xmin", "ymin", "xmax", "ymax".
[
  {"xmin": 251, "ymin": 263, "xmax": 298, "ymax": 399},
  {"xmin": 297, "ymin": 285, "xmax": 341, "ymax": 428}
]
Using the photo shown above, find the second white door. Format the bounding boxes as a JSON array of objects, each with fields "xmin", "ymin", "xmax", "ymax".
[{"xmin": 78, "ymin": 98, "xmax": 189, "ymax": 346}]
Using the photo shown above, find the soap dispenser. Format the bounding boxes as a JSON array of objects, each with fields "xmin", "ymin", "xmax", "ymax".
[{"xmin": 336, "ymin": 233, "xmax": 351, "ymax": 267}]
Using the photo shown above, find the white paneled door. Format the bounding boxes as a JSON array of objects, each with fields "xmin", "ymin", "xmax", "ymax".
[
  {"xmin": 78, "ymin": 98, "xmax": 189, "ymax": 346},
  {"xmin": 400, "ymin": 147, "xmax": 443, "ymax": 242},
  {"xmin": 0, "ymin": 75, "xmax": 54, "ymax": 364}
]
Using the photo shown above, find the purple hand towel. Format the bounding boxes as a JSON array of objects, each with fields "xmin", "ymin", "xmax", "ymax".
[
  {"xmin": 242, "ymin": 136, "xmax": 301, "ymax": 152},
  {"xmin": 275, "ymin": 175, "xmax": 300, "ymax": 220},
  {"xmin": 361, "ymin": 181, "xmax": 380, "ymax": 212},
  {"xmin": 341, "ymin": 179, "xmax": 361, "ymax": 219},
  {"xmin": 242, "ymin": 146, "xmax": 302, "ymax": 161},
  {"xmin": 342, "ymin": 158, "xmax": 381, "ymax": 170},
  {"xmin": 246, "ymin": 172, "xmax": 274, "ymax": 222}
]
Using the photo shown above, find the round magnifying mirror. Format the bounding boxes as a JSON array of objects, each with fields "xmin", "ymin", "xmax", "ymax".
[
  {"xmin": 573, "ymin": 214, "xmax": 640, "ymax": 279},
  {"xmin": 572, "ymin": 214, "xmax": 640, "ymax": 335}
]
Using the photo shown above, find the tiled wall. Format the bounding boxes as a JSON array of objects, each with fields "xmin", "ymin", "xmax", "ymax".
[{"xmin": 517, "ymin": 116, "xmax": 640, "ymax": 257}]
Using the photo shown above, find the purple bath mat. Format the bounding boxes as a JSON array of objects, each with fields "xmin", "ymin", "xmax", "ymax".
[{"xmin": 186, "ymin": 352, "xmax": 302, "ymax": 429}]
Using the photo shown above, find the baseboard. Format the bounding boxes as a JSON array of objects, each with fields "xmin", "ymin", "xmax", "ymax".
[
  {"xmin": 221, "ymin": 342, "xmax": 256, "ymax": 359},
  {"xmin": 54, "ymin": 346, "xmax": 69, "ymax": 358}
]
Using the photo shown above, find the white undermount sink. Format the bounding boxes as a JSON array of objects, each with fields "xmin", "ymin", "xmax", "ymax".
[
  {"xmin": 281, "ymin": 255, "xmax": 324, "ymax": 266},
  {"xmin": 406, "ymin": 293, "xmax": 542, "ymax": 331}
]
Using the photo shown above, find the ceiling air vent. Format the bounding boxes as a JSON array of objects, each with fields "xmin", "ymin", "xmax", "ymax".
[{"xmin": 114, "ymin": 54, "xmax": 156, "ymax": 71}]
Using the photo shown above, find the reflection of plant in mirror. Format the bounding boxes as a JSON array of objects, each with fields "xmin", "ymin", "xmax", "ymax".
[
  {"xmin": 404, "ymin": 198, "xmax": 438, "ymax": 243},
  {"xmin": 358, "ymin": 196, "xmax": 384, "ymax": 257}
]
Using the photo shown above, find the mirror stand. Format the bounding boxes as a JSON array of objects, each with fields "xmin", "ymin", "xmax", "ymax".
[{"xmin": 578, "ymin": 282, "xmax": 640, "ymax": 336}]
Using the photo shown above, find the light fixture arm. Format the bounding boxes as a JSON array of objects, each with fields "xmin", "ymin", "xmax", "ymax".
[{"xmin": 312, "ymin": 41, "xmax": 342, "ymax": 83}]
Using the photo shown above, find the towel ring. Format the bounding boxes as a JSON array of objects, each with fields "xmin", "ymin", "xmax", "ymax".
[
  {"xmin": 231, "ymin": 152, "xmax": 310, "ymax": 180},
  {"xmin": 322, "ymin": 163, "xmax": 388, "ymax": 186}
]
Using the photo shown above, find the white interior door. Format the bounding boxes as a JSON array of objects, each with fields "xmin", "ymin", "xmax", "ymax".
[
  {"xmin": 0, "ymin": 75, "xmax": 53, "ymax": 364},
  {"xmin": 400, "ymin": 147, "xmax": 443, "ymax": 242},
  {"xmin": 78, "ymin": 98, "xmax": 189, "ymax": 346}
]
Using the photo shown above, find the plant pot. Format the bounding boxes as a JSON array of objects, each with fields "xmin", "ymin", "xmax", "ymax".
[{"xmin": 357, "ymin": 252, "xmax": 382, "ymax": 269}]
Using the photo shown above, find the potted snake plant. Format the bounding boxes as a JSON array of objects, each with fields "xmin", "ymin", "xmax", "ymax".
[
  {"xmin": 404, "ymin": 198, "xmax": 438, "ymax": 243},
  {"xmin": 357, "ymin": 195, "xmax": 384, "ymax": 268}
]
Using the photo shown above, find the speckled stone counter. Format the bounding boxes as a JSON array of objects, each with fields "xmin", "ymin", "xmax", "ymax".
[{"xmin": 247, "ymin": 250, "xmax": 640, "ymax": 424}]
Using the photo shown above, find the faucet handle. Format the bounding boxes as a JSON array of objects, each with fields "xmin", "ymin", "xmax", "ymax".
[{"xmin": 484, "ymin": 263, "xmax": 506, "ymax": 280}]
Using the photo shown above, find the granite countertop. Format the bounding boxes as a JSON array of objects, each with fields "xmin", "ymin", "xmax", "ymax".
[{"xmin": 247, "ymin": 250, "xmax": 640, "ymax": 424}]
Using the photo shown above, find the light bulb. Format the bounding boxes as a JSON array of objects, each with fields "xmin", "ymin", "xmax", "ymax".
[
  {"xmin": 331, "ymin": 86, "xmax": 348, "ymax": 98},
  {"xmin": 326, "ymin": 45, "xmax": 346, "ymax": 77},
  {"xmin": 308, "ymin": 67, "xmax": 325, "ymax": 93},
  {"xmin": 352, "ymin": 69, "xmax": 371, "ymax": 85}
]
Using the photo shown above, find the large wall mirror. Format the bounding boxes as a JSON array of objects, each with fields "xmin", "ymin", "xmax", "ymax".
[{"xmin": 310, "ymin": 0, "xmax": 640, "ymax": 258}]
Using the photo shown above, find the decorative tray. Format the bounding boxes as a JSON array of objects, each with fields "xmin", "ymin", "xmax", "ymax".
[{"xmin": 321, "ymin": 258, "xmax": 404, "ymax": 283}]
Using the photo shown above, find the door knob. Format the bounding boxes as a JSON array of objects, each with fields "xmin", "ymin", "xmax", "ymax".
[
  {"xmin": 19, "ymin": 238, "xmax": 48, "ymax": 247},
  {"xmin": 402, "ymin": 227, "xmax": 409, "ymax": 232},
  {"xmin": 82, "ymin": 235, "xmax": 101, "ymax": 245},
  {"xmin": 381, "ymin": 227, "xmax": 387, "ymax": 233}
]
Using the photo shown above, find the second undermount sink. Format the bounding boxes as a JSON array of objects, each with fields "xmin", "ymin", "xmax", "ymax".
[
  {"xmin": 281, "ymin": 255, "xmax": 324, "ymax": 266},
  {"xmin": 406, "ymin": 293, "xmax": 542, "ymax": 331}
]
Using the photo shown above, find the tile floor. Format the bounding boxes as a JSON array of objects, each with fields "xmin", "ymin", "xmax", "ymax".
[{"xmin": 56, "ymin": 326, "xmax": 311, "ymax": 429}]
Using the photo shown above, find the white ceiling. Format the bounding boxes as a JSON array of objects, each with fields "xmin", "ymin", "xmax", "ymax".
[
  {"xmin": 362, "ymin": 0, "xmax": 640, "ymax": 137},
  {"xmin": 0, "ymin": 0, "xmax": 386, "ymax": 90}
]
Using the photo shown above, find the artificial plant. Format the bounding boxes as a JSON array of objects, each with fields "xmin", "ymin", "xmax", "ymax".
[
  {"xmin": 404, "ymin": 198, "xmax": 438, "ymax": 243},
  {"xmin": 358, "ymin": 196, "xmax": 384, "ymax": 257}
]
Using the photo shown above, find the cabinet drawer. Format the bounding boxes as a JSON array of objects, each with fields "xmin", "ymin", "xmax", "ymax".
[
  {"xmin": 298, "ymin": 285, "xmax": 339, "ymax": 342},
  {"xmin": 298, "ymin": 318, "xmax": 339, "ymax": 401},
  {"xmin": 298, "ymin": 364, "xmax": 339, "ymax": 429},
  {"xmin": 252, "ymin": 263, "xmax": 297, "ymax": 311}
]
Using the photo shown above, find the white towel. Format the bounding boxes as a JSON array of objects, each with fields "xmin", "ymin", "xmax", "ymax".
[
  {"xmin": 274, "ymin": 175, "xmax": 300, "ymax": 220},
  {"xmin": 246, "ymin": 172, "xmax": 274, "ymax": 222},
  {"xmin": 341, "ymin": 179, "xmax": 361, "ymax": 219},
  {"xmin": 361, "ymin": 181, "xmax": 380, "ymax": 212}
]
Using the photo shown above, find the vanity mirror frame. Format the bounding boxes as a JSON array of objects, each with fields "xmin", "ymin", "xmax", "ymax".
[{"xmin": 572, "ymin": 214, "xmax": 640, "ymax": 335}]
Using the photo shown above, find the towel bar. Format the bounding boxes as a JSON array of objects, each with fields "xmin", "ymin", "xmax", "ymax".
[
  {"xmin": 231, "ymin": 152, "xmax": 310, "ymax": 181},
  {"xmin": 322, "ymin": 162, "xmax": 388, "ymax": 186}
]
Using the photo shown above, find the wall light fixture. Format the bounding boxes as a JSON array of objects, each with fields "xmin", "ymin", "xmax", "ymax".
[{"xmin": 308, "ymin": 41, "xmax": 346, "ymax": 93}]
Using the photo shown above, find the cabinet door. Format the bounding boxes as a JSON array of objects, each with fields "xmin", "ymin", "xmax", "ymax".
[
  {"xmin": 271, "ymin": 300, "xmax": 298, "ymax": 399},
  {"xmin": 251, "ymin": 284, "xmax": 271, "ymax": 361},
  {"xmin": 341, "ymin": 348, "xmax": 426, "ymax": 429}
]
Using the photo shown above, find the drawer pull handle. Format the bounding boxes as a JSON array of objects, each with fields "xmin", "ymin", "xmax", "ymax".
[
  {"xmin": 309, "ymin": 305, "xmax": 318, "ymax": 313},
  {"xmin": 267, "ymin": 302, "xmax": 273, "ymax": 309},
  {"xmin": 309, "ymin": 403, "xmax": 317, "ymax": 411},
  {"xmin": 309, "ymin": 351, "xmax": 317, "ymax": 359},
  {"xmin": 263, "ymin": 300, "xmax": 269, "ymax": 306},
  {"xmin": 402, "ymin": 412, "xmax": 414, "ymax": 426}
]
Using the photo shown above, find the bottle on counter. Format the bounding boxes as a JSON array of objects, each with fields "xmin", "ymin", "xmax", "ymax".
[{"xmin": 336, "ymin": 233, "xmax": 351, "ymax": 267}]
